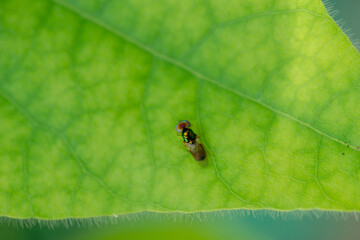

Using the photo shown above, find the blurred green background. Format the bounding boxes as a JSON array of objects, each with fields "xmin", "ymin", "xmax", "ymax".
[
  {"xmin": 1, "ymin": 211, "xmax": 360, "ymax": 240},
  {"xmin": 326, "ymin": 0, "xmax": 360, "ymax": 50},
  {"xmin": 1, "ymin": 0, "xmax": 359, "ymax": 239}
]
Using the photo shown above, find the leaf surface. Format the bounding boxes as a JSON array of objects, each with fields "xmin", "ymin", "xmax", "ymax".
[{"xmin": 0, "ymin": 0, "xmax": 360, "ymax": 219}]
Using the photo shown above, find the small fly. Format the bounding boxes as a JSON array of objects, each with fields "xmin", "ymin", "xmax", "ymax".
[{"xmin": 176, "ymin": 120, "xmax": 206, "ymax": 161}]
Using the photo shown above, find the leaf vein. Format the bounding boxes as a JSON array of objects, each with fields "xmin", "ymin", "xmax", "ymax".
[{"xmin": 52, "ymin": 0, "xmax": 360, "ymax": 153}]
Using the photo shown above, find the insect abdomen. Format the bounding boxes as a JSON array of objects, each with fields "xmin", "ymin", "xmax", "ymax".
[
  {"xmin": 186, "ymin": 138, "xmax": 206, "ymax": 161},
  {"xmin": 192, "ymin": 143, "xmax": 206, "ymax": 161}
]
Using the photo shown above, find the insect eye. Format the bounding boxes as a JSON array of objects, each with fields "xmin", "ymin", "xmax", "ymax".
[{"xmin": 176, "ymin": 120, "xmax": 191, "ymax": 133}]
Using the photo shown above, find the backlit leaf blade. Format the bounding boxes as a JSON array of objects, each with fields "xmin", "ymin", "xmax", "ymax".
[{"xmin": 0, "ymin": 0, "xmax": 359, "ymax": 219}]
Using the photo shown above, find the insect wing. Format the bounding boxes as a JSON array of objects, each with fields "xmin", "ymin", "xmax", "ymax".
[{"xmin": 187, "ymin": 140, "xmax": 206, "ymax": 161}]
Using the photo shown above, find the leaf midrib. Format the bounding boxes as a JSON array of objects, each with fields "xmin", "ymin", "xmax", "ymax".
[{"xmin": 52, "ymin": 0, "xmax": 360, "ymax": 153}]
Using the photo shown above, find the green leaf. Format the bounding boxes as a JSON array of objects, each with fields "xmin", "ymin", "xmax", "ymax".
[{"xmin": 0, "ymin": 0, "xmax": 359, "ymax": 219}]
